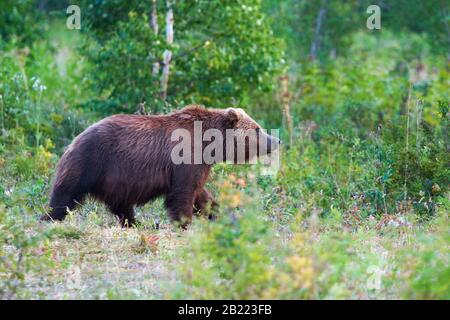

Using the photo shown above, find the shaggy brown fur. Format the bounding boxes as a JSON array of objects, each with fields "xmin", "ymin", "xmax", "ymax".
[{"xmin": 42, "ymin": 105, "xmax": 278, "ymax": 227}]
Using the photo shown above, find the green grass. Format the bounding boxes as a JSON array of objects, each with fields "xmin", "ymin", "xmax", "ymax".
[
  {"xmin": 27, "ymin": 221, "xmax": 181, "ymax": 299},
  {"xmin": 1, "ymin": 193, "xmax": 447, "ymax": 299}
]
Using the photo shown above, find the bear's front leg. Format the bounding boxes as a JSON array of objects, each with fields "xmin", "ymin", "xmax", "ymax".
[
  {"xmin": 166, "ymin": 165, "xmax": 211, "ymax": 228},
  {"xmin": 194, "ymin": 188, "xmax": 218, "ymax": 220},
  {"xmin": 165, "ymin": 190, "xmax": 196, "ymax": 228}
]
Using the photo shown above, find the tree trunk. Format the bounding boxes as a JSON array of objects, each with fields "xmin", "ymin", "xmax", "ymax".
[
  {"xmin": 310, "ymin": 4, "xmax": 327, "ymax": 60},
  {"xmin": 160, "ymin": 1, "xmax": 174, "ymax": 100},
  {"xmin": 151, "ymin": 0, "xmax": 160, "ymax": 77},
  {"xmin": 279, "ymin": 75, "xmax": 293, "ymax": 147}
]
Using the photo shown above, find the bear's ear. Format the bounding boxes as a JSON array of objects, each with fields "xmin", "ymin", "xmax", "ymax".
[{"xmin": 224, "ymin": 108, "xmax": 242, "ymax": 128}]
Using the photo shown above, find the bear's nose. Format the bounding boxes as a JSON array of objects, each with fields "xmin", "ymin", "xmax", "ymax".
[
  {"xmin": 273, "ymin": 137, "xmax": 281, "ymax": 145},
  {"xmin": 266, "ymin": 135, "xmax": 281, "ymax": 152}
]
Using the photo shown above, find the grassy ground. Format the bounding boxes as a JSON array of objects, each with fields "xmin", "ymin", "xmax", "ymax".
[
  {"xmin": 28, "ymin": 221, "xmax": 181, "ymax": 299},
  {"xmin": 6, "ymin": 197, "xmax": 448, "ymax": 299}
]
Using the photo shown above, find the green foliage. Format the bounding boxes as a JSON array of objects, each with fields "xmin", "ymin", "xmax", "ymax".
[
  {"xmin": 0, "ymin": 22, "xmax": 94, "ymax": 150},
  {"xmin": 0, "ymin": 204, "xmax": 52, "ymax": 299},
  {"xmin": 0, "ymin": 18, "xmax": 94, "ymax": 298},
  {"xmin": 0, "ymin": 0, "xmax": 44, "ymax": 47},
  {"xmin": 81, "ymin": 12, "xmax": 164, "ymax": 113},
  {"xmin": 390, "ymin": 212, "xmax": 450, "ymax": 299},
  {"xmin": 175, "ymin": 176, "xmax": 275, "ymax": 299},
  {"xmin": 175, "ymin": 176, "xmax": 450, "ymax": 299},
  {"xmin": 78, "ymin": 0, "xmax": 146, "ymax": 40},
  {"xmin": 264, "ymin": 0, "xmax": 450, "ymax": 61},
  {"xmin": 270, "ymin": 30, "xmax": 449, "ymax": 217},
  {"xmin": 80, "ymin": 0, "xmax": 284, "ymax": 113}
]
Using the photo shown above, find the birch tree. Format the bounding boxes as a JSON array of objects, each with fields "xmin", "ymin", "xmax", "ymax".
[
  {"xmin": 160, "ymin": 1, "xmax": 173, "ymax": 100},
  {"xmin": 151, "ymin": 0, "xmax": 160, "ymax": 77},
  {"xmin": 309, "ymin": 2, "xmax": 327, "ymax": 60}
]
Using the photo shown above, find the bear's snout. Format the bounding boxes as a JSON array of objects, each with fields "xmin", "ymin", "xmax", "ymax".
[{"xmin": 263, "ymin": 133, "xmax": 281, "ymax": 154}]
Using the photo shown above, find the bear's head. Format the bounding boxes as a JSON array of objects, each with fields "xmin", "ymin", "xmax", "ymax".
[
  {"xmin": 221, "ymin": 107, "xmax": 281, "ymax": 164},
  {"xmin": 170, "ymin": 105, "xmax": 280, "ymax": 165}
]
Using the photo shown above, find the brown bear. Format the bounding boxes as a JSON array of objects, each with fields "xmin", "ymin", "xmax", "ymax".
[{"xmin": 41, "ymin": 105, "xmax": 280, "ymax": 227}]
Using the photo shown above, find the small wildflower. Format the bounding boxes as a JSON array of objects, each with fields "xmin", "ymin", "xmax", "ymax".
[
  {"xmin": 5, "ymin": 187, "xmax": 14, "ymax": 197},
  {"xmin": 236, "ymin": 178, "xmax": 247, "ymax": 188}
]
